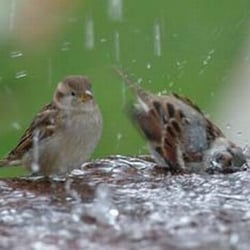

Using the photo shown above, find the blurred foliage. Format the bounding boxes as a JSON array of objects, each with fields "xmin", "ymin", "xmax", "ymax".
[{"xmin": 0, "ymin": 0, "xmax": 250, "ymax": 176}]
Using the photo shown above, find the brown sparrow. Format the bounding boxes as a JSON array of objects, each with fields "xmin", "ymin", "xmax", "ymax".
[
  {"xmin": 0, "ymin": 75, "xmax": 103, "ymax": 176},
  {"xmin": 116, "ymin": 68, "xmax": 247, "ymax": 174}
]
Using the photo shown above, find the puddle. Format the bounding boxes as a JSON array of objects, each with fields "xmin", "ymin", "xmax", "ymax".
[{"xmin": 1, "ymin": 155, "xmax": 250, "ymax": 250}]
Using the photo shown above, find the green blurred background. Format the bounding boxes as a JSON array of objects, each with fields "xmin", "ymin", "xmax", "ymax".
[{"xmin": 0, "ymin": 0, "xmax": 249, "ymax": 177}]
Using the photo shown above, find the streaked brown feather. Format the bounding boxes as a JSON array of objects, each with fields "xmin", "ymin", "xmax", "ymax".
[{"xmin": 6, "ymin": 103, "xmax": 59, "ymax": 161}]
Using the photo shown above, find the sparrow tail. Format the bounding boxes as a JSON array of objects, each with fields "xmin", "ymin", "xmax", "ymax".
[
  {"xmin": 113, "ymin": 66, "xmax": 147, "ymax": 98},
  {"xmin": 0, "ymin": 159, "xmax": 21, "ymax": 167}
]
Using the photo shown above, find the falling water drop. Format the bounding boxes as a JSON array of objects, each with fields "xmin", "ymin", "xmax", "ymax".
[
  {"xmin": 10, "ymin": 51, "xmax": 23, "ymax": 58},
  {"xmin": 202, "ymin": 49, "xmax": 215, "ymax": 66},
  {"xmin": 153, "ymin": 21, "xmax": 162, "ymax": 57},
  {"xmin": 85, "ymin": 15, "xmax": 95, "ymax": 50},
  {"xmin": 137, "ymin": 78, "xmax": 143, "ymax": 84},
  {"xmin": 9, "ymin": 0, "xmax": 16, "ymax": 31},
  {"xmin": 31, "ymin": 130, "xmax": 40, "ymax": 173},
  {"xmin": 15, "ymin": 70, "xmax": 27, "ymax": 79},
  {"xmin": 11, "ymin": 122, "xmax": 21, "ymax": 130},
  {"xmin": 114, "ymin": 31, "xmax": 120, "ymax": 62},
  {"xmin": 47, "ymin": 58, "xmax": 52, "ymax": 86},
  {"xmin": 61, "ymin": 41, "xmax": 71, "ymax": 52},
  {"xmin": 100, "ymin": 38, "xmax": 108, "ymax": 43},
  {"xmin": 226, "ymin": 123, "xmax": 231, "ymax": 130},
  {"xmin": 237, "ymin": 131, "xmax": 243, "ymax": 137},
  {"xmin": 117, "ymin": 132, "xmax": 123, "ymax": 141},
  {"xmin": 169, "ymin": 81, "xmax": 174, "ymax": 88},
  {"xmin": 108, "ymin": 0, "xmax": 123, "ymax": 21},
  {"xmin": 146, "ymin": 63, "xmax": 152, "ymax": 69}
]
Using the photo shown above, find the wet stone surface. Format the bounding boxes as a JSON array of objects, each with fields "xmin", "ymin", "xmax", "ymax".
[{"xmin": 1, "ymin": 155, "xmax": 250, "ymax": 250}]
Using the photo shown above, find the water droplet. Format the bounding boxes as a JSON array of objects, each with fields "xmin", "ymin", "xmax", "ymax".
[
  {"xmin": 137, "ymin": 78, "xmax": 143, "ymax": 84},
  {"xmin": 11, "ymin": 122, "xmax": 21, "ymax": 130},
  {"xmin": 108, "ymin": 0, "xmax": 123, "ymax": 21},
  {"xmin": 31, "ymin": 130, "xmax": 40, "ymax": 173},
  {"xmin": 169, "ymin": 81, "xmax": 174, "ymax": 88},
  {"xmin": 61, "ymin": 41, "xmax": 71, "ymax": 52},
  {"xmin": 47, "ymin": 58, "xmax": 52, "ymax": 86},
  {"xmin": 15, "ymin": 70, "xmax": 27, "ymax": 79},
  {"xmin": 237, "ymin": 131, "xmax": 243, "ymax": 136},
  {"xmin": 85, "ymin": 16, "xmax": 95, "ymax": 50},
  {"xmin": 100, "ymin": 38, "xmax": 108, "ymax": 43},
  {"xmin": 10, "ymin": 51, "xmax": 23, "ymax": 58},
  {"xmin": 116, "ymin": 133, "xmax": 122, "ymax": 141},
  {"xmin": 153, "ymin": 21, "xmax": 161, "ymax": 57},
  {"xmin": 114, "ymin": 31, "xmax": 120, "ymax": 62},
  {"xmin": 176, "ymin": 60, "xmax": 187, "ymax": 69},
  {"xmin": 202, "ymin": 49, "xmax": 215, "ymax": 66},
  {"xmin": 146, "ymin": 63, "xmax": 151, "ymax": 69},
  {"xmin": 9, "ymin": 0, "xmax": 17, "ymax": 31}
]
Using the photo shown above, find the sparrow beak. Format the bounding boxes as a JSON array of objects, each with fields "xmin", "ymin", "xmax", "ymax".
[{"xmin": 80, "ymin": 90, "xmax": 93, "ymax": 102}]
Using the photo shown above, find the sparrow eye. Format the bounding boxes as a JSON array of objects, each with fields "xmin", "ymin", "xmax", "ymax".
[{"xmin": 71, "ymin": 91, "xmax": 76, "ymax": 96}]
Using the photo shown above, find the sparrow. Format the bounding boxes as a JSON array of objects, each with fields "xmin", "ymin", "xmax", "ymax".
[
  {"xmin": 115, "ymin": 68, "xmax": 247, "ymax": 174},
  {"xmin": 0, "ymin": 75, "xmax": 103, "ymax": 176}
]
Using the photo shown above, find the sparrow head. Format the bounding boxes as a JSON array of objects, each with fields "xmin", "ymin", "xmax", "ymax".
[
  {"xmin": 54, "ymin": 75, "xmax": 93, "ymax": 109},
  {"xmin": 206, "ymin": 138, "xmax": 247, "ymax": 173}
]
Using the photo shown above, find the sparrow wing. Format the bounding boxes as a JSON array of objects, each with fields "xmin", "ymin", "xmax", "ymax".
[
  {"xmin": 133, "ymin": 96, "xmax": 184, "ymax": 171},
  {"xmin": 5, "ymin": 103, "xmax": 59, "ymax": 161},
  {"xmin": 173, "ymin": 93, "xmax": 225, "ymax": 141}
]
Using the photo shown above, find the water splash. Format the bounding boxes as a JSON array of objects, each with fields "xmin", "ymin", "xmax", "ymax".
[
  {"xmin": 65, "ymin": 178, "xmax": 81, "ymax": 202},
  {"xmin": 153, "ymin": 21, "xmax": 162, "ymax": 57},
  {"xmin": 108, "ymin": 0, "xmax": 123, "ymax": 21},
  {"xmin": 90, "ymin": 183, "xmax": 119, "ymax": 228},
  {"xmin": 85, "ymin": 15, "xmax": 95, "ymax": 50},
  {"xmin": 114, "ymin": 31, "xmax": 120, "ymax": 62},
  {"xmin": 31, "ymin": 130, "xmax": 40, "ymax": 173}
]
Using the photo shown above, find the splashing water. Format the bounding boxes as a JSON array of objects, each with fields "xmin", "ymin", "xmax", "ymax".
[
  {"xmin": 153, "ymin": 21, "xmax": 162, "ymax": 57},
  {"xmin": 65, "ymin": 178, "xmax": 81, "ymax": 202},
  {"xmin": 31, "ymin": 130, "xmax": 40, "ymax": 173},
  {"xmin": 85, "ymin": 15, "xmax": 95, "ymax": 50},
  {"xmin": 90, "ymin": 183, "xmax": 119, "ymax": 228},
  {"xmin": 108, "ymin": 0, "xmax": 123, "ymax": 21}
]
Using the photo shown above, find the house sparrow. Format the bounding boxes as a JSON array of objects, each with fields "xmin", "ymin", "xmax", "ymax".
[
  {"xmin": 0, "ymin": 75, "xmax": 103, "ymax": 176},
  {"xmin": 115, "ymin": 68, "xmax": 247, "ymax": 174}
]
